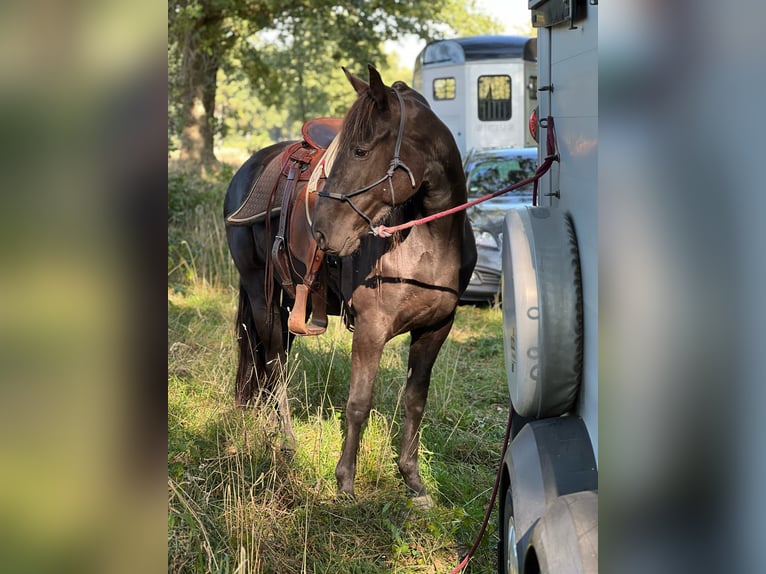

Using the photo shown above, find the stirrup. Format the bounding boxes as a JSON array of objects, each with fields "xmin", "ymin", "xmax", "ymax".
[{"xmin": 288, "ymin": 284, "xmax": 327, "ymax": 336}]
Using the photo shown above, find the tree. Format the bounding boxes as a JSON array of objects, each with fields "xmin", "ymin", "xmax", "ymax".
[
  {"xmin": 168, "ymin": 0, "xmax": 501, "ymax": 168},
  {"xmin": 168, "ymin": 1, "xmax": 235, "ymax": 166}
]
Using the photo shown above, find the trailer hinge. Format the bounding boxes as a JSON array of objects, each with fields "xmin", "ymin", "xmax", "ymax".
[
  {"xmin": 538, "ymin": 84, "xmax": 553, "ymax": 93},
  {"xmin": 545, "ymin": 190, "xmax": 561, "ymax": 199}
]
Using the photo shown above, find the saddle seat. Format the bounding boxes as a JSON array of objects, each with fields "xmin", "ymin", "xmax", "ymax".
[
  {"xmin": 225, "ymin": 117, "xmax": 343, "ymax": 337},
  {"xmin": 302, "ymin": 117, "xmax": 343, "ymax": 149}
]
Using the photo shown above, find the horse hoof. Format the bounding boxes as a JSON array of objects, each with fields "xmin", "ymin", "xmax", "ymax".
[
  {"xmin": 335, "ymin": 490, "xmax": 356, "ymax": 503},
  {"xmin": 279, "ymin": 442, "xmax": 296, "ymax": 461},
  {"xmin": 410, "ymin": 494, "xmax": 434, "ymax": 510}
]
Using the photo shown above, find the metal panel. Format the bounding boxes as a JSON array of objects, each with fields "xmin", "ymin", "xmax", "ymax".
[{"xmin": 545, "ymin": 6, "xmax": 598, "ymax": 461}]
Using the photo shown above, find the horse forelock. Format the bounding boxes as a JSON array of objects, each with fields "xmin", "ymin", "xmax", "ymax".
[
  {"xmin": 339, "ymin": 91, "xmax": 377, "ymax": 148},
  {"xmin": 339, "ymin": 86, "xmax": 419, "ymax": 149}
]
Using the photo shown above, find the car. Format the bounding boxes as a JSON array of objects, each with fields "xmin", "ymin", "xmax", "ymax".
[{"xmin": 461, "ymin": 147, "xmax": 537, "ymax": 303}]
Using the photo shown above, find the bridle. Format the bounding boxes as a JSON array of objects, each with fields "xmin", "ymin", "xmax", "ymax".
[{"xmin": 317, "ymin": 88, "xmax": 417, "ymax": 236}]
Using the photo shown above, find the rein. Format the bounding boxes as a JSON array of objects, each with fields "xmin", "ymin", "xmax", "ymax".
[
  {"xmin": 372, "ymin": 116, "xmax": 559, "ymax": 238},
  {"xmin": 317, "ymin": 89, "xmax": 417, "ymax": 232}
]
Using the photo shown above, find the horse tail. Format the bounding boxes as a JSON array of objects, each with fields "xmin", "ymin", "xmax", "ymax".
[{"xmin": 234, "ymin": 283, "xmax": 263, "ymax": 405}]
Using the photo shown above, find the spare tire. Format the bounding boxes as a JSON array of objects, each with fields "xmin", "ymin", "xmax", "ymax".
[{"xmin": 501, "ymin": 207, "xmax": 583, "ymax": 418}]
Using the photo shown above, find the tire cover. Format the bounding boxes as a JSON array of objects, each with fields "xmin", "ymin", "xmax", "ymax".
[{"xmin": 501, "ymin": 207, "xmax": 583, "ymax": 418}]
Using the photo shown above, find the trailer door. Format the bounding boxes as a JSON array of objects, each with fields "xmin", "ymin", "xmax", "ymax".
[{"xmin": 424, "ymin": 67, "xmax": 465, "ymax": 156}]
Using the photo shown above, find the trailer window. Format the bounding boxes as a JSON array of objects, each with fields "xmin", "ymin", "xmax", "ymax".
[
  {"xmin": 528, "ymin": 75, "xmax": 537, "ymax": 100},
  {"xmin": 433, "ymin": 77, "xmax": 456, "ymax": 100},
  {"xmin": 478, "ymin": 75, "xmax": 511, "ymax": 121}
]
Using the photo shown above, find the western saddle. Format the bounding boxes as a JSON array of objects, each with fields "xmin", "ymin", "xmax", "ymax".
[{"xmin": 226, "ymin": 117, "xmax": 343, "ymax": 336}]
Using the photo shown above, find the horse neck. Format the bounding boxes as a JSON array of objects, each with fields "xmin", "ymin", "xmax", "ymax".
[
  {"xmin": 399, "ymin": 169, "xmax": 467, "ymax": 258},
  {"xmin": 398, "ymin": 98, "xmax": 466, "ymax": 217},
  {"xmin": 419, "ymin": 154, "xmax": 467, "ymax": 219}
]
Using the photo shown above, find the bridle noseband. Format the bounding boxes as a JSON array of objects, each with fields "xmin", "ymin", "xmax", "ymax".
[{"xmin": 317, "ymin": 88, "xmax": 417, "ymax": 236}]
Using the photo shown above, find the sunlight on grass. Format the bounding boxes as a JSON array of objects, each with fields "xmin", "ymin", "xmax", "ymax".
[
  {"xmin": 293, "ymin": 410, "xmax": 344, "ymax": 497},
  {"xmin": 169, "ymin": 280, "xmax": 508, "ymax": 573}
]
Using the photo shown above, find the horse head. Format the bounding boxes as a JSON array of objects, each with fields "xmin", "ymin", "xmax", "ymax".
[{"xmin": 312, "ymin": 65, "xmax": 432, "ymax": 256}]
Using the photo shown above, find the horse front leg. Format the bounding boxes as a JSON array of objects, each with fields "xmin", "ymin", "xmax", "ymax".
[
  {"xmin": 398, "ymin": 317, "xmax": 455, "ymax": 500},
  {"xmin": 336, "ymin": 329, "xmax": 386, "ymax": 497}
]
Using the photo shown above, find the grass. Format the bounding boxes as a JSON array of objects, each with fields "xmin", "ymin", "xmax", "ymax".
[{"xmin": 168, "ymin": 168, "xmax": 510, "ymax": 573}]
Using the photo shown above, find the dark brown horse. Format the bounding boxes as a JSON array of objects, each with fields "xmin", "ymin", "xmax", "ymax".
[{"xmin": 224, "ymin": 65, "xmax": 476, "ymax": 499}]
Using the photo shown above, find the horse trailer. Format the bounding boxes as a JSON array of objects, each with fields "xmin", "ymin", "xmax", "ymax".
[
  {"xmin": 497, "ymin": 1, "xmax": 598, "ymax": 573},
  {"xmin": 412, "ymin": 35, "xmax": 538, "ymax": 158}
]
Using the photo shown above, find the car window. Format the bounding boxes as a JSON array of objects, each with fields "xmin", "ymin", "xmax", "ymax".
[{"xmin": 466, "ymin": 158, "xmax": 535, "ymax": 197}]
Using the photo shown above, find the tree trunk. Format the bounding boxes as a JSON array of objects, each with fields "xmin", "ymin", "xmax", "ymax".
[{"xmin": 178, "ymin": 18, "xmax": 221, "ymax": 167}]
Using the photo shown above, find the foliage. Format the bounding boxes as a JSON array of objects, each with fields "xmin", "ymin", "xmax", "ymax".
[
  {"xmin": 168, "ymin": 166, "xmax": 238, "ymax": 289},
  {"xmin": 168, "ymin": 0, "xmax": 504, "ymax": 163},
  {"xmin": 169, "ymin": 169, "xmax": 226, "ymax": 224},
  {"xmin": 215, "ymin": 67, "xmax": 298, "ymax": 151}
]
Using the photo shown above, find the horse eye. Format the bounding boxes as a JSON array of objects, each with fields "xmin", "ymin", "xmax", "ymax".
[{"xmin": 353, "ymin": 147, "xmax": 369, "ymax": 158}]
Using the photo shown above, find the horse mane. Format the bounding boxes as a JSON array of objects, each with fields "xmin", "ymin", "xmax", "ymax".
[{"xmin": 392, "ymin": 81, "xmax": 430, "ymax": 108}]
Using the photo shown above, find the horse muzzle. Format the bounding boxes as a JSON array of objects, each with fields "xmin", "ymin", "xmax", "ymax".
[{"xmin": 312, "ymin": 224, "xmax": 360, "ymax": 257}]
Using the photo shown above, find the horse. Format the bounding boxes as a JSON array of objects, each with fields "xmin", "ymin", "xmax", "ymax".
[{"xmin": 224, "ymin": 64, "xmax": 476, "ymax": 500}]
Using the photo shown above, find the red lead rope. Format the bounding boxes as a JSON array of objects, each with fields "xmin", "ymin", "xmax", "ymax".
[
  {"xmin": 449, "ymin": 405, "xmax": 513, "ymax": 574},
  {"xmin": 372, "ymin": 116, "xmax": 558, "ymax": 238}
]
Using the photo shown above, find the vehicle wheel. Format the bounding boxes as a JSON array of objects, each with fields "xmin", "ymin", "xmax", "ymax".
[
  {"xmin": 501, "ymin": 417, "xmax": 597, "ymax": 574},
  {"xmin": 528, "ymin": 491, "xmax": 598, "ymax": 574},
  {"xmin": 498, "ymin": 483, "xmax": 520, "ymax": 574}
]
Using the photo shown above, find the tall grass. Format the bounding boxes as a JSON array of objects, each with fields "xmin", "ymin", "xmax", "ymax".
[
  {"xmin": 168, "ymin": 166, "xmax": 509, "ymax": 573},
  {"xmin": 168, "ymin": 165, "xmax": 239, "ymax": 290}
]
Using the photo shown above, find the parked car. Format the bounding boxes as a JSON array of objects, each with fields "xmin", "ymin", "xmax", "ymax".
[{"xmin": 461, "ymin": 147, "xmax": 537, "ymax": 303}]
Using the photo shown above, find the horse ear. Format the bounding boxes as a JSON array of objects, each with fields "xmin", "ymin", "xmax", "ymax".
[
  {"xmin": 343, "ymin": 67, "xmax": 369, "ymax": 95},
  {"xmin": 367, "ymin": 64, "xmax": 389, "ymax": 112}
]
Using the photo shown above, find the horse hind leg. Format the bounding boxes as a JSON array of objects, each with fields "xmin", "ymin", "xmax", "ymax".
[
  {"xmin": 256, "ymin": 287, "xmax": 297, "ymax": 449},
  {"xmin": 398, "ymin": 318, "xmax": 455, "ymax": 504},
  {"xmin": 235, "ymin": 279, "xmax": 296, "ymax": 449},
  {"xmin": 233, "ymin": 282, "xmax": 266, "ymax": 406}
]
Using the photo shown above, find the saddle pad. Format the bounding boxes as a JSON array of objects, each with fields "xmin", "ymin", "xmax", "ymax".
[
  {"xmin": 226, "ymin": 153, "xmax": 286, "ymax": 225},
  {"xmin": 226, "ymin": 132, "xmax": 334, "ymax": 227}
]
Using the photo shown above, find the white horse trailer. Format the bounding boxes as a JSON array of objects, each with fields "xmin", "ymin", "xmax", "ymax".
[
  {"xmin": 498, "ymin": 1, "xmax": 598, "ymax": 573},
  {"xmin": 412, "ymin": 35, "xmax": 538, "ymax": 158}
]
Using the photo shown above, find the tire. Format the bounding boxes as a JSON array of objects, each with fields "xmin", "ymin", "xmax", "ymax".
[
  {"xmin": 499, "ymin": 482, "xmax": 520, "ymax": 574},
  {"xmin": 500, "ymin": 417, "xmax": 597, "ymax": 574},
  {"xmin": 501, "ymin": 207, "xmax": 583, "ymax": 419},
  {"xmin": 527, "ymin": 491, "xmax": 598, "ymax": 574}
]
